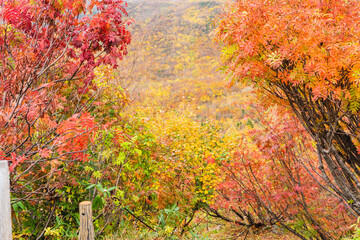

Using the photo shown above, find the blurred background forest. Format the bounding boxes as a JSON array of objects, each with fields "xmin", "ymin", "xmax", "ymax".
[{"xmin": 119, "ymin": 0, "xmax": 246, "ymax": 123}]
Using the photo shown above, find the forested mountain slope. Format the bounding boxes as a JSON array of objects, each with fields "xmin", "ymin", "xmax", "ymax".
[{"xmin": 116, "ymin": 0, "xmax": 248, "ymax": 124}]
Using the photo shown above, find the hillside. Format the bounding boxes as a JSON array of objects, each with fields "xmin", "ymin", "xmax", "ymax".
[{"xmin": 115, "ymin": 0, "xmax": 250, "ymax": 124}]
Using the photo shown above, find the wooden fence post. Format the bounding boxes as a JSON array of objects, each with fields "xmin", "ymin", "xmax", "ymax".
[
  {"xmin": 0, "ymin": 161, "xmax": 12, "ymax": 240},
  {"xmin": 79, "ymin": 201, "xmax": 95, "ymax": 240}
]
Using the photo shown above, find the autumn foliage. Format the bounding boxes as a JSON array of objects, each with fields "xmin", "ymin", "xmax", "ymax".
[
  {"xmin": 2, "ymin": 0, "xmax": 360, "ymax": 239},
  {"xmin": 1, "ymin": 0, "xmax": 132, "ymax": 161},
  {"xmin": 0, "ymin": 0, "xmax": 132, "ymax": 237},
  {"xmin": 217, "ymin": 0, "xmax": 360, "ymax": 218}
]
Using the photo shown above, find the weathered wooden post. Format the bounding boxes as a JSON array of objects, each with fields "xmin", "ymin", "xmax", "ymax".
[
  {"xmin": 79, "ymin": 201, "xmax": 95, "ymax": 240},
  {"xmin": 0, "ymin": 161, "xmax": 12, "ymax": 240}
]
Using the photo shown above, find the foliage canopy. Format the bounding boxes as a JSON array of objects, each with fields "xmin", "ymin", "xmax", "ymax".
[{"xmin": 217, "ymin": 0, "xmax": 360, "ymax": 216}]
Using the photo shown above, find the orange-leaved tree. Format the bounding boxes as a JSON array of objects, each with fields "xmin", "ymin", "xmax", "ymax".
[{"xmin": 217, "ymin": 0, "xmax": 360, "ymax": 215}]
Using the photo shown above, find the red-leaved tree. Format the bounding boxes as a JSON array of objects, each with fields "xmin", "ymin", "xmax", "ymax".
[
  {"xmin": 209, "ymin": 105, "xmax": 352, "ymax": 239},
  {"xmin": 0, "ymin": 0, "xmax": 131, "ymax": 237}
]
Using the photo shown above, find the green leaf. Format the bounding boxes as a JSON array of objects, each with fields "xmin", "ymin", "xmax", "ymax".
[
  {"xmin": 106, "ymin": 186, "xmax": 118, "ymax": 192},
  {"xmin": 86, "ymin": 184, "xmax": 96, "ymax": 190},
  {"xmin": 96, "ymin": 183, "xmax": 104, "ymax": 193}
]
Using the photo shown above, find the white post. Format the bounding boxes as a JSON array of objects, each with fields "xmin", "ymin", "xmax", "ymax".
[{"xmin": 0, "ymin": 161, "xmax": 12, "ymax": 240}]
